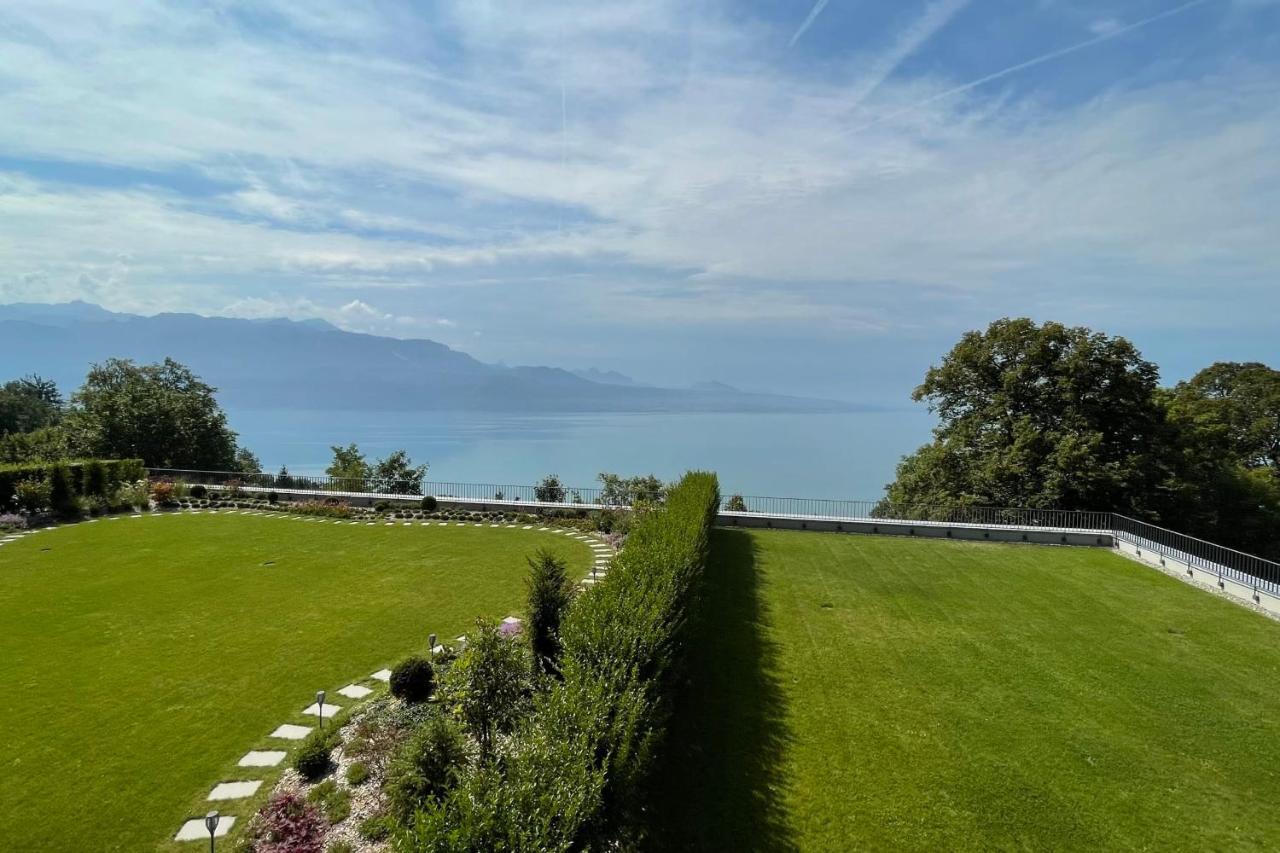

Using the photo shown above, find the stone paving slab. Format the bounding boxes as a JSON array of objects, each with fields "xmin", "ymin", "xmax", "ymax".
[
  {"xmin": 238, "ymin": 750, "xmax": 286, "ymax": 767},
  {"xmin": 209, "ymin": 780, "xmax": 262, "ymax": 800},
  {"xmin": 302, "ymin": 701, "xmax": 341, "ymax": 719},
  {"xmin": 270, "ymin": 723, "xmax": 312, "ymax": 740},
  {"xmin": 175, "ymin": 815, "xmax": 235, "ymax": 841},
  {"xmin": 371, "ymin": 668, "xmax": 392, "ymax": 682},
  {"xmin": 338, "ymin": 684, "xmax": 372, "ymax": 699}
]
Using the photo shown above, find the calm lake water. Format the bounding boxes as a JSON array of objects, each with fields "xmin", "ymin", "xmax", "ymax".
[{"xmin": 229, "ymin": 408, "xmax": 936, "ymax": 501}]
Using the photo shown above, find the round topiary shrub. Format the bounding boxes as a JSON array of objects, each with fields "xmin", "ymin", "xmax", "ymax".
[
  {"xmin": 267, "ymin": 491, "xmax": 279, "ymax": 504},
  {"xmin": 421, "ymin": 495, "xmax": 438, "ymax": 512},
  {"xmin": 389, "ymin": 656, "xmax": 434, "ymax": 703},
  {"xmin": 293, "ymin": 730, "xmax": 334, "ymax": 781}
]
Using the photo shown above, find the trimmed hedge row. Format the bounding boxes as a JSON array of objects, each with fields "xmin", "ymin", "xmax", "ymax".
[
  {"xmin": 403, "ymin": 471, "xmax": 720, "ymax": 851},
  {"xmin": 0, "ymin": 459, "xmax": 145, "ymax": 508}
]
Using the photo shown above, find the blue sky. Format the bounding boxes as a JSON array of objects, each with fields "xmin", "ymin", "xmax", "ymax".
[{"xmin": 1, "ymin": 0, "xmax": 1278, "ymax": 403}]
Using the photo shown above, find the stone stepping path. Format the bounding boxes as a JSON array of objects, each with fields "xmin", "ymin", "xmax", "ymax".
[
  {"xmin": 176, "ymin": 815, "xmax": 235, "ymax": 841},
  {"xmin": 269, "ymin": 723, "xmax": 312, "ymax": 740},
  {"xmin": 371, "ymin": 668, "xmax": 392, "ymax": 682},
  {"xmin": 302, "ymin": 701, "xmax": 341, "ymax": 719},
  {"xmin": 238, "ymin": 750, "xmax": 286, "ymax": 767},
  {"xmin": 338, "ymin": 684, "xmax": 372, "ymax": 700},
  {"xmin": 209, "ymin": 780, "xmax": 262, "ymax": 801}
]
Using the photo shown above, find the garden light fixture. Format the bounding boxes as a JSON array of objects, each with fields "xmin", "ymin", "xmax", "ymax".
[
  {"xmin": 316, "ymin": 689, "xmax": 325, "ymax": 730},
  {"xmin": 204, "ymin": 810, "xmax": 219, "ymax": 853}
]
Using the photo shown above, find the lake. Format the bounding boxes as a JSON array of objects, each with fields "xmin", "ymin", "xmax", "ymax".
[{"xmin": 228, "ymin": 408, "xmax": 937, "ymax": 501}]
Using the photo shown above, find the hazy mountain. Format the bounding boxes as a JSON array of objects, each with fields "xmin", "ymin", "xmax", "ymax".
[
  {"xmin": 570, "ymin": 368, "xmax": 643, "ymax": 387},
  {"xmin": 0, "ymin": 302, "xmax": 862, "ymax": 414}
]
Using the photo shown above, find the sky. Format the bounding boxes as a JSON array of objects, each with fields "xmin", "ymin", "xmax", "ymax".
[{"xmin": 1, "ymin": 0, "xmax": 1278, "ymax": 403}]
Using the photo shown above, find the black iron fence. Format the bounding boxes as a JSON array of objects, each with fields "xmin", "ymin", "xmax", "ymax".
[{"xmin": 1111, "ymin": 514, "xmax": 1280, "ymax": 598}]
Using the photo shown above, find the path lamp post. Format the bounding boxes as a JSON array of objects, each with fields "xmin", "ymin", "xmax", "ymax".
[
  {"xmin": 204, "ymin": 810, "xmax": 220, "ymax": 853},
  {"xmin": 428, "ymin": 633, "xmax": 437, "ymax": 662},
  {"xmin": 316, "ymin": 690, "xmax": 326, "ymax": 731}
]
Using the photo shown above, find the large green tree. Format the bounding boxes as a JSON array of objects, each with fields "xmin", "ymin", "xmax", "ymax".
[
  {"xmin": 885, "ymin": 318, "xmax": 1170, "ymax": 513},
  {"xmin": 0, "ymin": 375, "xmax": 63, "ymax": 436},
  {"xmin": 1163, "ymin": 362, "xmax": 1280, "ymax": 557},
  {"xmin": 63, "ymin": 358, "xmax": 241, "ymax": 469}
]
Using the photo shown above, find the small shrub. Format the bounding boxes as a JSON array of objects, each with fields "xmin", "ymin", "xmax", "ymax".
[
  {"xmin": 327, "ymin": 842, "xmax": 355, "ymax": 853},
  {"xmin": 189, "ymin": 484, "xmax": 207, "ymax": 499},
  {"xmin": 117, "ymin": 479, "xmax": 150, "ymax": 511},
  {"xmin": 294, "ymin": 500, "xmax": 352, "ymax": 519},
  {"xmin": 150, "ymin": 480, "xmax": 176, "ymax": 505},
  {"xmin": 293, "ymin": 729, "xmax": 335, "ymax": 781},
  {"xmin": 267, "ymin": 490, "xmax": 279, "ymax": 504},
  {"xmin": 243, "ymin": 791, "xmax": 326, "ymax": 853},
  {"xmin": 725, "ymin": 494, "xmax": 748, "ymax": 512},
  {"xmin": 225, "ymin": 478, "xmax": 243, "ymax": 498},
  {"xmin": 439, "ymin": 618, "xmax": 532, "ymax": 762},
  {"xmin": 527, "ymin": 549, "xmax": 575, "ymax": 678},
  {"xmin": 0, "ymin": 512, "xmax": 28, "ymax": 531},
  {"xmin": 420, "ymin": 495, "xmax": 438, "ymax": 511},
  {"xmin": 374, "ymin": 500, "xmax": 391, "ymax": 513},
  {"xmin": 345, "ymin": 760, "xmax": 370, "ymax": 786},
  {"xmin": 13, "ymin": 478, "xmax": 50, "ymax": 514},
  {"xmin": 390, "ymin": 656, "xmax": 434, "ymax": 703},
  {"xmin": 306, "ymin": 778, "xmax": 351, "ymax": 824},
  {"xmin": 358, "ymin": 815, "xmax": 391, "ymax": 841},
  {"xmin": 534, "ymin": 474, "xmax": 566, "ymax": 503},
  {"xmin": 385, "ymin": 715, "xmax": 470, "ymax": 822}
]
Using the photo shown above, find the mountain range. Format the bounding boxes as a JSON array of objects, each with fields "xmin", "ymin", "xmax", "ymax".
[{"xmin": 0, "ymin": 302, "xmax": 860, "ymax": 414}]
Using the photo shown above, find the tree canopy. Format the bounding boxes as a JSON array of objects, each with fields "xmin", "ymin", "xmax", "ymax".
[
  {"xmin": 62, "ymin": 358, "xmax": 241, "ymax": 469},
  {"xmin": 886, "ymin": 319, "xmax": 1280, "ymax": 558},
  {"xmin": 0, "ymin": 375, "xmax": 63, "ymax": 436}
]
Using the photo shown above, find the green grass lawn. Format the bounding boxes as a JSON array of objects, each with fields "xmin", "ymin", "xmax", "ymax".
[
  {"xmin": 655, "ymin": 529, "xmax": 1280, "ymax": 852},
  {"xmin": 0, "ymin": 512, "xmax": 591, "ymax": 852}
]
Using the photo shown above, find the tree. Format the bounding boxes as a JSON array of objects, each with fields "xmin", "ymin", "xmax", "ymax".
[
  {"xmin": 1168, "ymin": 362, "xmax": 1280, "ymax": 471},
  {"xmin": 63, "ymin": 358, "xmax": 239, "ymax": 469},
  {"xmin": 526, "ymin": 549, "xmax": 575, "ymax": 678},
  {"xmin": 372, "ymin": 449, "xmax": 427, "ymax": 495},
  {"xmin": 440, "ymin": 618, "xmax": 531, "ymax": 763},
  {"xmin": 0, "ymin": 374, "xmax": 63, "ymax": 436},
  {"xmin": 598, "ymin": 472, "xmax": 665, "ymax": 507},
  {"xmin": 1163, "ymin": 362, "xmax": 1280, "ymax": 557},
  {"xmin": 233, "ymin": 446, "xmax": 262, "ymax": 474},
  {"xmin": 534, "ymin": 474, "xmax": 566, "ymax": 503},
  {"xmin": 884, "ymin": 319, "xmax": 1169, "ymax": 513},
  {"xmin": 326, "ymin": 443, "xmax": 370, "ymax": 486}
]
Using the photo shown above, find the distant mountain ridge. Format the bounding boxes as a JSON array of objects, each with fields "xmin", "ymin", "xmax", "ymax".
[{"xmin": 0, "ymin": 301, "xmax": 864, "ymax": 414}]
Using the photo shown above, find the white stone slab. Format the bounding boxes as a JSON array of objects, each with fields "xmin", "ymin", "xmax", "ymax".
[
  {"xmin": 338, "ymin": 684, "xmax": 372, "ymax": 700},
  {"xmin": 302, "ymin": 702, "xmax": 341, "ymax": 719},
  {"xmin": 238, "ymin": 750, "xmax": 286, "ymax": 767},
  {"xmin": 175, "ymin": 815, "xmax": 235, "ymax": 841},
  {"xmin": 371, "ymin": 668, "xmax": 392, "ymax": 682},
  {"xmin": 502, "ymin": 616, "xmax": 522, "ymax": 625},
  {"xmin": 523, "ymin": 525, "xmax": 533, "ymax": 529},
  {"xmin": 208, "ymin": 780, "xmax": 262, "ymax": 800},
  {"xmin": 269, "ymin": 723, "xmax": 312, "ymax": 740}
]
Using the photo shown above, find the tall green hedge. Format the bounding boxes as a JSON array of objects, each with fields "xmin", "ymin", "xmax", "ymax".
[
  {"xmin": 403, "ymin": 471, "xmax": 720, "ymax": 851},
  {"xmin": 0, "ymin": 459, "xmax": 144, "ymax": 509}
]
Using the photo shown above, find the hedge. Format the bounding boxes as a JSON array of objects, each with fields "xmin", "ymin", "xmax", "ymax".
[
  {"xmin": 0, "ymin": 459, "xmax": 145, "ymax": 509},
  {"xmin": 402, "ymin": 471, "xmax": 720, "ymax": 851}
]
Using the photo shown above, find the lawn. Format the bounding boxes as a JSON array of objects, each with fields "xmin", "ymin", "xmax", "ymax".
[
  {"xmin": 0, "ymin": 511, "xmax": 592, "ymax": 852},
  {"xmin": 655, "ymin": 529, "xmax": 1280, "ymax": 851}
]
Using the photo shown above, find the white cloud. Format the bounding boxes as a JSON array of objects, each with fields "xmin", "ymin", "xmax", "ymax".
[{"xmin": 0, "ymin": 0, "xmax": 1277, "ymax": 338}]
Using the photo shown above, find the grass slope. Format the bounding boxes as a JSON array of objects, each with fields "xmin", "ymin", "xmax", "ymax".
[
  {"xmin": 0, "ymin": 513, "xmax": 590, "ymax": 852},
  {"xmin": 655, "ymin": 529, "xmax": 1280, "ymax": 851}
]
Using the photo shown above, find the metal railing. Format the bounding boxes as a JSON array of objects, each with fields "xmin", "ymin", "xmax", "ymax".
[
  {"xmin": 1112, "ymin": 514, "xmax": 1280, "ymax": 598},
  {"xmin": 723, "ymin": 494, "xmax": 1111, "ymax": 531}
]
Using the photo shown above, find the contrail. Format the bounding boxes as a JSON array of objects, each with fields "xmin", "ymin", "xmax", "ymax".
[
  {"xmin": 790, "ymin": 0, "xmax": 832, "ymax": 47},
  {"xmin": 846, "ymin": 0, "xmax": 971, "ymax": 109},
  {"xmin": 848, "ymin": 0, "xmax": 1215, "ymax": 133}
]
